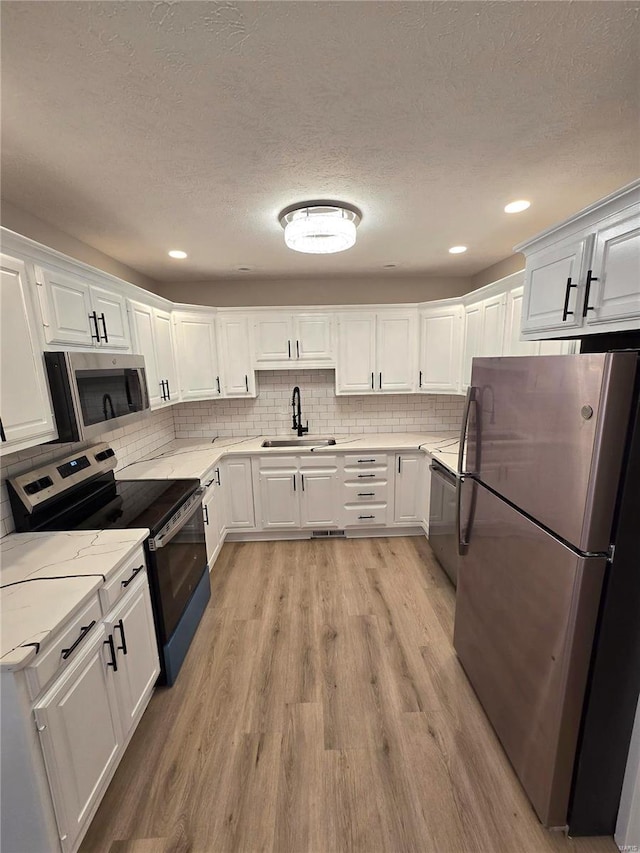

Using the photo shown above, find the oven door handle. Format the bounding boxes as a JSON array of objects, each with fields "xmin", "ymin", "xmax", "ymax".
[{"xmin": 150, "ymin": 494, "xmax": 202, "ymax": 550}]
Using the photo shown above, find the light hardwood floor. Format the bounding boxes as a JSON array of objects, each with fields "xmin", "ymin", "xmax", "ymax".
[{"xmin": 80, "ymin": 537, "xmax": 617, "ymax": 853}]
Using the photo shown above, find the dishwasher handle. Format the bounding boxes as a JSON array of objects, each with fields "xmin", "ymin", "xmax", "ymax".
[{"xmin": 429, "ymin": 463, "xmax": 457, "ymax": 488}]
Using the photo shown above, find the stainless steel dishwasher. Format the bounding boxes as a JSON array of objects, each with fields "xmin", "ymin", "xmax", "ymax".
[{"xmin": 428, "ymin": 459, "xmax": 459, "ymax": 586}]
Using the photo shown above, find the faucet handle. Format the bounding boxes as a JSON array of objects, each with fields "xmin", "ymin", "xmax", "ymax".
[{"xmin": 302, "ymin": 421, "xmax": 309, "ymax": 435}]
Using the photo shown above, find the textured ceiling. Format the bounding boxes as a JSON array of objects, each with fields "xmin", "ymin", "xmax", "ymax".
[{"xmin": 1, "ymin": 1, "xmax": 639, "ymax": 283}]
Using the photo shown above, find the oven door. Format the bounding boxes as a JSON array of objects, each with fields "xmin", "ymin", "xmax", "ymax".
[{"xmin": 148, "ymin": 496, "xmax": 208, "ymax": 643}]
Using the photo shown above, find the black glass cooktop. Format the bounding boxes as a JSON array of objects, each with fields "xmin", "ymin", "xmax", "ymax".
[{"xmin": 76, "ymin": 479, "xmax": 201, "ymax": 535}]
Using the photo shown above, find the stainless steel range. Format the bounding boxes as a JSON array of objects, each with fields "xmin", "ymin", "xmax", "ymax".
[{"xmin": 7, "ymin": 443, "xmax": 210, "ymax": 686}]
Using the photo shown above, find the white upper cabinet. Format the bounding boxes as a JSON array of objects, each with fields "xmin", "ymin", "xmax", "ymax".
[
  {"xmin": 504, "ymin": 285, "xmax": 575, "ymax": 357},
  {"xmin": 35, "ymin": 266, "xmax": 131, "ymax": 350},
  {"xmin": 520, "ymin": 236, "xmax": 592, "ymax": 334},
  {"xmin": 462, "ymin": 302, "xmax": 484, "ymax": 388},
  {"xmin": 336, "ymin": 313, "xmax": 376, "ymax": 393},
  {"xmin": 517, "ymin": 181, "xmax": 640, "ymax": 339},
  {"xmin": 0, "ymin": 254, "xmax": 57, "ymax": 453},
  {"xmin": 174, "ymin": 311, "xmax": 221, "ymax": 401},
  {"xmin": 336, "ymin": 310, "xmax": 417, "ymax": 395},
  {"xmin": 418, "ymin": 304, "xmax": 463, "ymax": 393},
  {"xmin": 585, "ymin": 211, "xmax": 640, "ymax": 326},
  {"xmin": 216, "ymin": 314, "xmax": 256, "ymax": 397},
  {"xmin": 461, "ymin": 291, "xmax": 506, "ymax": 387},
  {"xmin": 128, "ymin": 299, "xmax": 177, "ymax": 408},
  {"xmin": 253, "ymin": 311, "xmax": 334, "ymax": 366},
  {"xmin": 376, "ymin": 311, "xmax": 417, "ymax": 392}
]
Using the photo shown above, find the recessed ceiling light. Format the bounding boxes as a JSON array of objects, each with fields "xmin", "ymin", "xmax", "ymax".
[
  {"xmin": 237, "ymin": 266, "xmax": 252, "ymax": 272},
  {"xmin": 448, "ymin": 245, "xmax": 467, "ymax": 254},
  {"xmin": 168, "ymin": 249, "xmax": 187, "ymax": 259},
  {"xmin": 279, "ymin": 202, "xmax": 361, "ymax": 254},
  {"xmin": 504, "ymin": 200, "xmax": 531, "ymax": 214},
  {"xmin": 383, "ymin": 263, "xmax": 397, "ymax": 269}
]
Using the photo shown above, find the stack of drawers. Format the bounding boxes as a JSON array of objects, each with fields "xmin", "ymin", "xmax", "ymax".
[{"xmin": 341, "ymin": 454, "xmax": 390, "ymax": 526}]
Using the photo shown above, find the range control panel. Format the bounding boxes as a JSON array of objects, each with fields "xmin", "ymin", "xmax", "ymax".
[{"xmin": 9, "ymin": 442, "xmax": 118, "ymax": 512}]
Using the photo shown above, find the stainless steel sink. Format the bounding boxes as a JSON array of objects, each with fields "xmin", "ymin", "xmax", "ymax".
[{"xmin": 261, "ymin": 437, "xmax": 337, "ymax": 448}]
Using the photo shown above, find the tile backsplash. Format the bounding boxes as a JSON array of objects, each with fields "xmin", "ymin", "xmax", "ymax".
[
  {"xmin": 0, "ymin": 371, "xmax": 464, "ymax": 538},
  {"xmin": 0, "ymin": 408, "xmax": 175, "ymax": 538},
  {"xmin": 174, "ymin": 370, "xmax": 465, "ymax": 439}
]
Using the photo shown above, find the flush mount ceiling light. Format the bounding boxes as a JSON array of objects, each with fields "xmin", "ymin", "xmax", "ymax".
[
  {"xmin": 168, "ymin": 249, "xmax": 187, "ymax": 259},
  {"xmin": 279, "ymin": 202, "xmax": 361, "ymax": 254},
  {"xmin": 448, "ymin": 245, "xmax": 468, "ymax": 254},
  {"xmin": 504, "ymin": 199, "xmax": 531, "ymax": 213}
]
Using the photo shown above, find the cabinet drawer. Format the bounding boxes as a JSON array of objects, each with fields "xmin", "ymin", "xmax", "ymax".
[
  {"xmin": 343, "ymin": 505, "xmax": 388, "ymax": 527},
  {"xmin": 99, "ymin": 546, "xmax": 147, "ymax": 613},
  {"xmin": 255, "ymin": 455, "xmax": 298, "ymax": 470},
  {"xmin": 26, "ymin": 594, "xmax": 103, "ymax": 700},
  {"xmin": 343, "ymin": 482, "xmax": 389, "ymax": 503},
  {"xmin": 343, "ymin": 453, "xmax": 388, "ymax": 469}
]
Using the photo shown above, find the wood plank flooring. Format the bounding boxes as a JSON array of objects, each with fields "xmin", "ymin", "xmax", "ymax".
[{"xmin": 80, "ymin": 537, "xmax": 617, "ymax": 853}]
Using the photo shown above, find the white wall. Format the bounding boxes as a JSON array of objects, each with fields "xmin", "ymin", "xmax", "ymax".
[
  {"xmin": 174, "ymin": 369, "xmax": 465, "ymax": 439},
  {"xmin": 0, "ymin": 408, "xmax": 175, "ymax": 538}
]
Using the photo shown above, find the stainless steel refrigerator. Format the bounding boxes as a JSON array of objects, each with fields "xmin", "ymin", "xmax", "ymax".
[{"xmin": 453, "ymin": 351, "xmax": 640, "ymax": 831}]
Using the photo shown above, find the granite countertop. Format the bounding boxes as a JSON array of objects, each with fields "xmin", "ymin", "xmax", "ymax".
[
  {"xmin": 0, "ymin": 528, "xmax": 149, "ymax": 671},
  {"xmin": 118, "ymin": 432, "xmax": 462, "ymax": 483}
]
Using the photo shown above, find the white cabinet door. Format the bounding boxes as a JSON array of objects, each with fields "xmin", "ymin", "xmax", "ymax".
[
  {"xmin": 89, "ymin": 285, "xmax": 131, "ymax": 351},
  {"xmin": 299, "ymin": 468, "xmax": 340, "ymax": 528},
  {"xmin": 295, "ymin": 313, "xmax": 334, "ymax": 362},
  {"xmin": 217, "ymin": 315, "xmax": 256, "ymax": 397},
  {"xmin": 418, "ymin": 305, "xmax": 463, "ymax": 393},
  {"xmin": 37, "ymin": 266, "xmax": 95, "ymax": 347},
  {"xmin": 336, "ymin": 314, "xmax": 376, "ymax": 393},
  {"xmin": 258, "ymin": 471, "xmax": 300, "ymax": 528},
  {"xmin": 1, "ymin": 255, "xmax": 56, "ymax": 452},
  {"xmin": 224, "ymin": 457, "xmax": 255, "ymax": 529},
  {"xmin": 462, "ymin": 302, "xmax": 483, "ymax": 387},
  {"xmin": 480, "ymin": 292, "xmax": 506, "ymax": 357},
  {"xmin": 33, "ymin": 626, "xmax": 122, "ymax": 853},
  {"xmin": 521, "ymin": 235, "xmax": 592, "ymax": 333},
  {"xmin": 586, "ymin": 212, "xmax": 640, "ymax": 326},
  {"xmin": 203, "ymin": 485, "xmax": 222, "ymax": 567},
  {"xmin": 106, "ymin": 576, "xmax": 159, "ymax": 732},
  {"xmin": 376, "ymin": 312, "xmax": 417, "ymax": 393},
  {"xmin": 394, "ymin": 453, "xmax": 422, "ymax": 523},
  {"xmin": 504, "ymin": 287, "xmax": 539, "ymax": 356},
  {"xmin": 253, "ymin": 315, "xmax": 293, "ymax": 363},
  {"xmin": 128, "ymin": 300, "xmax": 162, "ymax": 408},
  {"xmin": 174, "ymin": 311, "xmax": 220, "ymax": 400},
  {"xmin": 153, "ymin": 309, "xmax": 178, "ymax": 405}
]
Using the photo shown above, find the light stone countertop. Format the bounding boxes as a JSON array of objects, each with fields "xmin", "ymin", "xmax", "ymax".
[
  {"xmin": 0, "ymin": 528, "xmax": 149, "ymax": 670},
  {"xmin": 117, "ymin": 432, "xmax": 462, "ymax": 483}
]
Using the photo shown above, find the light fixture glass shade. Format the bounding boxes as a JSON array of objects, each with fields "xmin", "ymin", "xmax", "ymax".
[{"xmin": 280, "ymin": 205, "xmax": 360, "ymax": 254}]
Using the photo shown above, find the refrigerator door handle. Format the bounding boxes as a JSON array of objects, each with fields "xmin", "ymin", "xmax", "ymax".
[
  {"xmin": 456, "ymin": 475, "xmax": 478, "ymax": 556},
  {"xmin": 458, "ymin": 385, "xmax": 477, "ymax": 475}
]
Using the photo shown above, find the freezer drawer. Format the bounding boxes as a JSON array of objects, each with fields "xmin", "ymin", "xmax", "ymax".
[
  {"xmin": 454, "ymin": 478, "xmax": 606, "ymax": 827},
  {"xmin": 466, "ymin": 353, "xmax": 635, "ymax": 552}
]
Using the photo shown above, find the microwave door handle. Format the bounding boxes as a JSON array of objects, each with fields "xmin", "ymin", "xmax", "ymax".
[{"xmin": 458, "ymin": 385, "xmax": 476, "ymax": 476}]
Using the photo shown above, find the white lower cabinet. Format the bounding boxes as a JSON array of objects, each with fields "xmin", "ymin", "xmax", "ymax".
[
  {"xmin": 299, "ymin": 459, "xmax": 341, "ymax": 528},
  {"xmin": 104, "ymin": 575, "xmax": 160, "ymax": 730},
  {"xmin": 4, "ymin": 565, "xmax": 159, "ymax": 853},
  {"xmin": 203, "ymin": 479, "xmax": 224, "ymax": 567},
  {"xmin": 394, "ymin": 453, "xmax": 423, "ymax": 524},
  {"xmin": 223, "ymin": 457, "xmax": 255, "ymax": 529},
  {"xmin": 254, "ymin": 456, "xmax": 340, "ymax": 530},
  {"xmin": 33, "ymin": 625, "xmax": 122, "ymax": 853},
  {"xmin": 0, "ymin": 254, "xmax": 57, "ymax": 453}
]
